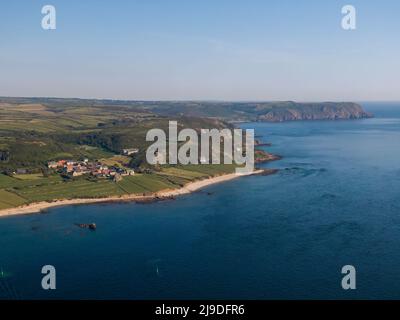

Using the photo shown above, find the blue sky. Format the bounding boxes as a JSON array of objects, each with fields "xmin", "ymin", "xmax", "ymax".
[{"xmin": 0, "ymin": 0, "xmax": 399, "ymax": 101}]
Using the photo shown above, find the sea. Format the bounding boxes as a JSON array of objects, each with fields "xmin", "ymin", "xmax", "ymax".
[{"xmin": 1, "ymin": 102, "xmax": 400, "ymax": 300}]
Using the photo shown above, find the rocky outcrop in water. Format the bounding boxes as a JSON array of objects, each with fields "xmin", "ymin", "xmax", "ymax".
[{"xmin": 75, "ymin": 223, "xmax": 97, "ymax": 230}]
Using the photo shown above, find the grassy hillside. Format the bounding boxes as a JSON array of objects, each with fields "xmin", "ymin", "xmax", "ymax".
[
  {"xmin": 0, "ymin": 99, "xmax": 248, "ymax": 209},
  {"xmin": 0, "ymin": 100, "xmax": 229, "ymax": 172}
]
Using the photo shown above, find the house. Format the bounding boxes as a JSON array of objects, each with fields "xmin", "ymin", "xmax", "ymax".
[
  {"xmin": 121, "ymin": 169, "xmax": 135, "ymax": 176},
  {"xmin": 48, "ymin": 161, "xmax": 58, "ymax": 169},
  {"xmin": 122, "ymin": 148, "xmax": 139, "ymax": 156},
  {"xmin": 46, "ymin": 158, "xmax": 124, "ymax": 179},
  {"xmin": 91, "ymin": 170, "xmax": 102, "ymax": 177},
  {"xmin": 113, "ymin": 173, "xmax": 123, "ymax": 182},
  {"xmin": 57, "ymin": 160, "xmax": 67, "ymax": 167},
  {"xmin": 72, "ymin": 170, "xmax": 85, "ymax": 177}
]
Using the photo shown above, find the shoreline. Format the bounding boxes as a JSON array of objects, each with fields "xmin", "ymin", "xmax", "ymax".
[{"xmin": 0, "ymin": 169, "xmax": 268, "ymax": 218}]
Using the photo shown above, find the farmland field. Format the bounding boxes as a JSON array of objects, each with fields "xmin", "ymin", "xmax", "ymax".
[
  {"xmin": 117, "ymin": 174, "xmax": 178, "ymax": 193},
  {"xmin": 15, "ymin": 179, "xmax": 126, "ymax": 202},
  {"xmin": 176, "ymin": 164, "xmax": 238, "ymax": 176},
  {"xmin": 161, "ymin": 167, "xmax": 207, "ymax": 179},
  {"xmin": 0, "ymin": 189, "xmax": 27, "ymax": 209},
  {"xmin": 0, "ymin": 162, "xmax": 238, "ymax": 209},
  {"xmin": 100, "ymin": 155, "xmax": 131, "ymax": 168},
  {"xmin": 13, "ymin": 173, "xmax": 45, "ymax": 180}
]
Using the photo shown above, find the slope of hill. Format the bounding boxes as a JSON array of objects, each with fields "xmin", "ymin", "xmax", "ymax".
[{"xmin": 0, "ymin": 100, "xmax": 229, "ymax": 171}]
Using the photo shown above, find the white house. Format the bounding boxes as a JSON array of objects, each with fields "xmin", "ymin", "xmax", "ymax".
[{"xmin": 122, "ymin": 148, "xmax": 139, "ymax": 156}]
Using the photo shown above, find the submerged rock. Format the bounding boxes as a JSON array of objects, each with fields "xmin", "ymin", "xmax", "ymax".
[{"xmin": 75, "ymin": 223, "xmax": 97, "ymax": 231}]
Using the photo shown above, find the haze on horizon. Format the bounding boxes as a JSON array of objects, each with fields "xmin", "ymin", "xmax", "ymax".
[{"xmin": 1, "ymin": 0, "xmax": 399, "ymax": 101}]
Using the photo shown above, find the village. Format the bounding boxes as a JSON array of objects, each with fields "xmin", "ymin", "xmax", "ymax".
[
  {"xmin": 47, "ymin": 159, "xmax": 135, "ymax": 181},
  {"xmin": 47, "ymin": 152, "xmax": 136, "ymax": 182}
]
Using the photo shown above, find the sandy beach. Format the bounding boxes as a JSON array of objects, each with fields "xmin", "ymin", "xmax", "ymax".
[{"xmin": 0, "ymin": 170, "xmax": 264, "ymax": 218}]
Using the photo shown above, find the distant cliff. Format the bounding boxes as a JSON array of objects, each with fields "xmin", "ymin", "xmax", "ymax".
[
  {"xmin": 0, "ymin": 97, "xmax": 373, "ymax": 123},
  {"xmin": 114, "ymin": 100, "xmax": 373, "ymax": 122},
  {"xmin": 255, "ymin": 102, "xmax": 373, "ymax": 122}
]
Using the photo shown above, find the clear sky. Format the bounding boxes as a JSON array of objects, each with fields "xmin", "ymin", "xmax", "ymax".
[{"xmin": 1, "ymin": 0, "xmax": 399, "ymax": 101}]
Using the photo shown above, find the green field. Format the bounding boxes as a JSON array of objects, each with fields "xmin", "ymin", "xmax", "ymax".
[
  {"xmin": 0, "ymin": 189, "xmax": 28, "ymax": 209},
  {"xmin": 0, "ymin": 174, "xmax": 63, "ymax": 190},
  {"xmin": 15, "ymin": 179, "xmax": 126, "ymax": 202},
  {"xmin": 161, "ymin": 167, "xmax": 207, "ymax": 179},
  {"xmin": 14, "ymin": 173, "xmax": 45, "ymax": 180},
  {"xmin": 0, "ymin": 162, "xmax": 238, "ymax": 209},
  {"xmin": 175, "ymin": 164, "xmax": 238, "ymax": 176},
  {"xmin": 0, "ymin": 174, "xmax": 17, "ymax": 188},
  {"xmin": 117, "ymin": 174, "xmax": 180, "ymax": 194}
]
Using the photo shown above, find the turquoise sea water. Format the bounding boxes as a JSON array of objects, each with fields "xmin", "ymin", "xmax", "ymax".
[{"xmin": 1, "ymin": 102, "xmax": 400, "ymax": 299}]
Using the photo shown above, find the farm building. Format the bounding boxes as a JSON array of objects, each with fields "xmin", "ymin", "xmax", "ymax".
[{"xmin": 122, "ymin": 148, "xmax": 139, "ymax": 156}]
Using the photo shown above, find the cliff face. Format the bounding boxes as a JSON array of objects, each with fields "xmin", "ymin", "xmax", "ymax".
[
  {"xmin": 257, "ymin": 102, "xmax": 372, "ymax": 122},
  {"xmin": 133, "ymin": 100, "xmax": 372, "ymax": 123}
]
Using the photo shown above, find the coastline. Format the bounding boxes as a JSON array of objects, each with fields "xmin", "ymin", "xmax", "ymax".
[{"xmin": 0, "ymin": 169, "xmax": 267, "ymax": 218}]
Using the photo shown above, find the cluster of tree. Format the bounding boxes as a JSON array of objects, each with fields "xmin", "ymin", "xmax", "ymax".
[
  {"xmin": 73, "ymin": 132, "xmax": 124, "ymax": 154},
  {"xmin": 0, "ymin": 150, "xmax": 10, "ymax": 162}
]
